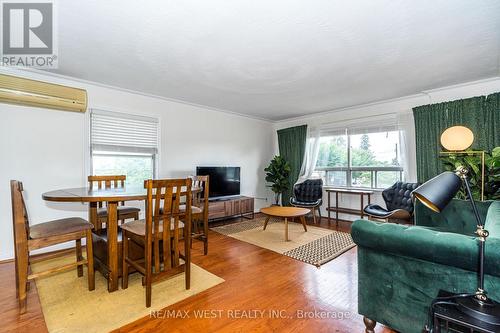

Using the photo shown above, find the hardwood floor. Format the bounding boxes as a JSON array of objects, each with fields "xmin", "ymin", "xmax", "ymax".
[{"xmin": 0, "ymin": 216, "xmax": 394, "ymax": 333}]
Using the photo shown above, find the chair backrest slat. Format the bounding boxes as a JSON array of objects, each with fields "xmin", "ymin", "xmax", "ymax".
[
  {"xmin": 88, "ymin": 175, "xmax": 127, "ymax": 208},
  {"xmin": 144, "ymin": 178, "xmax": 192, "ymax": 273},
  {"xmin": 192, "ymin": 175, "xmax": 209, "ymax": 213},
  {"xmin": 88, "ymin": 175, "xmax": 126, "ymax": 189}
]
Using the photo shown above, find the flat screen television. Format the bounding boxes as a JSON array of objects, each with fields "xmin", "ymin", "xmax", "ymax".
[{"xmin": 196, "ymin": 166, "xmax": 240, "ymax": 199}]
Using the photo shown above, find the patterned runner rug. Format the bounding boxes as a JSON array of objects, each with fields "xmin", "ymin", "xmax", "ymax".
[{"xmin": 211, "ymin": 217, "xmax": 355, "ymax": 267}]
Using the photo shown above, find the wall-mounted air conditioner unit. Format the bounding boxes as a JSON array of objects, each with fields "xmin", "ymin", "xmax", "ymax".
[{"xmin": 0, "ymin": 74, "xmax": 87, "ymax": 113}]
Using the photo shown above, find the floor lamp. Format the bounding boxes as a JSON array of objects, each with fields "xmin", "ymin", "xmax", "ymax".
[{"xmin": 413, "ymin": 126, "xmax": 500, "ymax": 326}]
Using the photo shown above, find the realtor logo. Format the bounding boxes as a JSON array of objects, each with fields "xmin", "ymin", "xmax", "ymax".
[{"xmin": 1, "ymin": 1, "xmax": 57, "ymax": 68}]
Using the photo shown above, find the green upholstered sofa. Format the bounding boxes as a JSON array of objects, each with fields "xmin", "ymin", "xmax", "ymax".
[{"xmin": 351, "ymin": 199, "xmax": 500, "ymax": 333}]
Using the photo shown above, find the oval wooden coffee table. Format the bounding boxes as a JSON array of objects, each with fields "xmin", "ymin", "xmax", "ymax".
[{"xmin": 260, "ymin": 206, "xmax": 310, "ymax": 241}]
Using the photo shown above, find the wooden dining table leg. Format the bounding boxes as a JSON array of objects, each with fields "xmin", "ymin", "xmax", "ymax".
[
  {"xmin": 88, "ymin": 202, "xmax": 99, "ymax": 231},
  {"xmin": 107, "ymin": 201, "xmax": 119, "ymax": 292}
]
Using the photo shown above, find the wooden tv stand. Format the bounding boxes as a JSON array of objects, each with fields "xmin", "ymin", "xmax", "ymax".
[{"xmin": 207, "ymin": 196, "xmax": 255, "ymax": 221}]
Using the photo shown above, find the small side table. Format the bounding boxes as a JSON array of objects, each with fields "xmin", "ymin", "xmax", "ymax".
[
  {"xmin": 325, "ymin": 188, "xmax": 373, "ymax": 226},
  {"xmin": 260, "ymin": 206, "xmax": 309, "ymax": 241},
  {"xmin": 431, "ymin": 290, "xmax": 500, "ymax": 333}
]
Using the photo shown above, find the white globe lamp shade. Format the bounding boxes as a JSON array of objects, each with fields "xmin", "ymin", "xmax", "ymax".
[{"xmin": 440, "ymin": 126, "xmax": 474, "ymax": 151}]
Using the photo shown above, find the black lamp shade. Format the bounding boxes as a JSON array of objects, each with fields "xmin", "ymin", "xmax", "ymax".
[{"xmin": 412, "ymin": 171, "xmax": 462, "ymax": 212}]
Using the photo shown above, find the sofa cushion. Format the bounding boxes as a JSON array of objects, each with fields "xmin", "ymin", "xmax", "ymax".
[
  {"xmin": 30, "ymin": 217, "xmax": 92, "ymax": 239},
  {"xmin": 352, "ymin": 219, "xmax": 500, "ymax": 277},
  {"xmin": 97, "ymin": 206, "xmax": 140, "ymax": 217},
  {"xmin": 415, "ymin": 199, "xmax": 492, "ymax": 234},
  {"xmin": 290, "ymin": 197, "xmax": 322, "ymax": 207}
]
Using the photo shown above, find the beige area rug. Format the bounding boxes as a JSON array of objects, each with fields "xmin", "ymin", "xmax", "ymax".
[
  {"xmin": 32, "ymin": 255, "xmax": 224, "ymax": 333},
  {"xmin": 211, "ymin": 217, "xmax": 355, "ymax": 267}
]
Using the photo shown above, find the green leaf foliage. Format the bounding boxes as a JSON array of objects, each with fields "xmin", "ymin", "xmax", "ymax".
[
  {"xmin": 440, "ymin": 147, "xmax": 500, "ymax": 200},
  {"xmin": 264, "ymin": 155, "xmax": 291, "ymax": 205}
]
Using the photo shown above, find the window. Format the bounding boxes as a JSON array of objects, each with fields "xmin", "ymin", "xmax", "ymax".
[
  {"xmin": 314, "ymin": 129, "xmax": 403, "ymax": 189},
  {"xmin": 90, "ymin": 110, "xmax": 159, "ymax": 186}
]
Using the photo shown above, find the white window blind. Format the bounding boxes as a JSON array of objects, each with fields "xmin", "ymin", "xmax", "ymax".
[
  {"xmin": 91, "ymin": 109, "xmax": 159, "ymax": 154},
  {"xmin": 319, "ymin": 113, "xmax": 398, "ymax": 136}
]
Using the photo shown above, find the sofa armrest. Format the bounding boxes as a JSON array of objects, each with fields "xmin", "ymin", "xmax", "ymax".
[{"xmin": 351, "ymin": 219, "xmax": 500, "ymax": 277}]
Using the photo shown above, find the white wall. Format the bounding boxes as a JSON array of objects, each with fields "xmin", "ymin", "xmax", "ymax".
[
  {"xmin": 2, "ymin": 68, "xmax": 499, "ymax": 260},
  {"xmin": 274, "ymin": 77, "xmax": 500, "ymax": 220},
  {"xmin": 0, "ymin": 68, "xmax": 275, "ymax": 260}
]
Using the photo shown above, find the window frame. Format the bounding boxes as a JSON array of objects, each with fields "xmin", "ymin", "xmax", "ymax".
[
  {"xmin": 90, "ymin": 151, "xmax": 158, "ymax": 183},
  {"xmin": 89, "ymin": 109, "xmax": 159, "ymax": 183},
  {"xmin": 315, "ymin": 130, "xmax": 403, "ymax": 189}
]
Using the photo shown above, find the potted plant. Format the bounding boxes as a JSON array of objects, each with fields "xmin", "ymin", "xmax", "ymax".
[
  {"xmin": 441, "ymin": 146, "xmax": 500, "ymax": 200},
  {"xmin": 485, "ymin": 147, "xmax": 500, "ymax": 200},
  {"xmin": 264, "ymin": 155, "xmax": 291, "ymax": 206}
]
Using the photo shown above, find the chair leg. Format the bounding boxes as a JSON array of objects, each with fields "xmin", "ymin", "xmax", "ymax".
[
  {"xmin": 317, "ymin": 206, "xmax": 322, "ymax": 221},
  {"xmin": 24, "ymin": 260, "xmax": 32, "ymax": 293},
  {"xmin": 145, "ymin": 274, "xmax": 152, "ymax": 307},
  {"xmin": 16, "ymin": 254, "xmax": 28, "ymax": 314},
  {"xmin": 86, "ymin": 230, "xmax": 95, "ymax": 291},
  {"xmin": 190, "ymin": 220, "xmax": 194, "ymax": 249},
  {"xmin": 145, "ymin": 235, "xmax": 152, "ymax": 307},
  {"xmin": 363, "ymin": 316, "xmax": 376, "ymax": 333},
  {"xmin": 203, "ymin": 216, "xmax": 209, "ymax": 255},
  {"xmin": 312, "ymin": 207, "xmax": 317, "ymax": 224},
  {"xmin": 122, "ymin": 231, "xmax": 129, "ymax": 290},
  {"xmin": 76, "ymin": 239, "xmax": 83, "ymax": 277},
  {"xmin": 14, "ymin": 250, "xmax": 19, "ymax": 299},
  {"xmin": 185, "ymin": 224, "xmax": 191, "ymax": 290},
  {"xmin": 19, "ymin": 279, "xmax": 27, "ymax": 314}
]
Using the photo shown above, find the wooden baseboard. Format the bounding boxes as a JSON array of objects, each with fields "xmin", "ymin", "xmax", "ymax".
[{"xmin": 0, "ymin": 258, "xmax": 14, "ymax": 264}]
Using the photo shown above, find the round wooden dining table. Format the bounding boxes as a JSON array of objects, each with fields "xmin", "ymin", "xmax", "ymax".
[{"xmin": 42, "ymin": 185, "xmax": 198, "ymax": 292}]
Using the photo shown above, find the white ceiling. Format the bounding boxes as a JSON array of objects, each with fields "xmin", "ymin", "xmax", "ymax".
[{"xmin": 48, "ymin": 0, "xmax": 500, "ymax": 121}]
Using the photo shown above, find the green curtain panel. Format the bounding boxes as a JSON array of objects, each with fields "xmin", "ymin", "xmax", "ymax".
[
  {"xmin": 413, "ymin": 92, "xmax": 500, "ymax": 182},
  {"xmin": 277, "ymin": 125, "xmax": 307, "ymax": 206},
  {"xmin": 485, "ymin": 92, "xmax": 500, "ymax": 148}
]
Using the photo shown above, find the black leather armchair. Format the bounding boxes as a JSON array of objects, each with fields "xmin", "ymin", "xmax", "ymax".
[
  {"xmin": 290, "ymin": 179, "xmax": 323, "ymax": 223},
  {"xmin": 363, "ymin": 181, "xmax": 420, "ymax": 223}
]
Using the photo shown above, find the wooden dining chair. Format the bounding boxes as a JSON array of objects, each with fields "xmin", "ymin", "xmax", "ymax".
[
  {"xmin": 183, "ymin": 175, "xmax": 209, "ymax": 255},
  {"xmin": 121, "ymin": 178, "xmax": 192, "ymax": 307},
  {"xmin": 88, "ymin": 175, "xmax": 140, "ymax": 230},
  {"xmin": 10, "ymin": 180, "xmax": 95, "ymax": 314}
]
